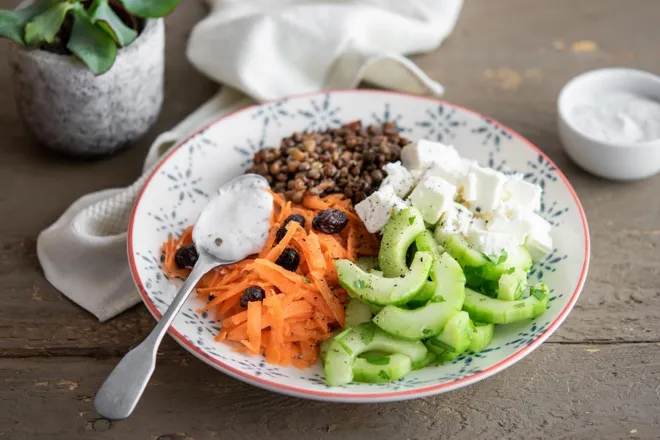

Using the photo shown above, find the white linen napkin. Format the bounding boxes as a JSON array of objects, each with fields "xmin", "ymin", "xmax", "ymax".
[{"xmin": 37, "ymin": 0, "xmax": 463, "ymax": 322}]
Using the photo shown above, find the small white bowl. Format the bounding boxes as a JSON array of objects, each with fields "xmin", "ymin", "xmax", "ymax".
[{"xmin": 557, "ymin": 68, "xmax": 660, "ymax": 181}]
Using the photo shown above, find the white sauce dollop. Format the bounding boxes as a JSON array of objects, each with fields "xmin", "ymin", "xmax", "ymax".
[{"xmin": 193, "ymin": 175, "xmax": 273, "ymax": 261}]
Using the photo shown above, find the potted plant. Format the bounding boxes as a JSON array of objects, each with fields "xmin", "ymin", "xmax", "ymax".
[{"xmin": 1, "ymin": 0, "xmax": 181, "ymax": 156}]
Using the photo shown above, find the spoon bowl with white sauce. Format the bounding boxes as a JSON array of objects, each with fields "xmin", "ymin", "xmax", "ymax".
[
  {"xmin": 95, "ymin": 174, "xmax": 273, "ymax": 420},
  {"xmin": 558, "ymin": 68, "xmax": 660, "ymax": 180}
]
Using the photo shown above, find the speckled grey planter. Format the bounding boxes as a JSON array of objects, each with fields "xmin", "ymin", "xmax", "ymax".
[{"xmin": 10, "ymin": 18, "xmax": 164, "ymax": 156}]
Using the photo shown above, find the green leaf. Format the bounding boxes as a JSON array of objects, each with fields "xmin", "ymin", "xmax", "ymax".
[
  {"xmin": 67, "ymin": 7, "xmax": 117, "ymax": 74},
  {"xmin": 302, "ymin": 277, "xmax": 311, "ymax": 284},
  {"xmin": 530, "ymin": 287, "xmax": 547, "ymax": 301},
  {"xmin": 90, "ymin": 0, "xmax": 136, "ymax": 47},
  {"xmin": 364, "ymin": 355, "xmax": 390, "ymax": 366},
  {"xmin": 422, "ymin": 328, "xmax": 432, "ymax": 336},
  {"xmin": 378, "ymin": 369, "xmax": 391, "ymax": 381},
  {"xmin": 497, "ymin": 249, "xmax": 508, "ymax": 265},
  {"xmin": 505, "ymin": 267, "xmax": 516, "ymax": 275},
  {"xmin": 427, "ymin": 338, "xmax": 455, "ymax": 353},
  {"xmin": 120, "ymin": 0, "xmax": 181, "ymax": 18},
  {"xmin": 0, "ymin": 0, "xmax": 52, "ymax": 45},
  {"xmin": 24, "ymin": 2, "xmax": 73, "ymax": 45},
  {"xmin": 361, "ymin": 325, "xmax": 375, "ymax": 345},
  {"xmin": 408, "ymin": 216, "xmax": 416, "ymax": 225}
]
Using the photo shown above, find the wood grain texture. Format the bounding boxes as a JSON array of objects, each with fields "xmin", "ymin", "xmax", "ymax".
[
  {"xmin": 0, "ymin": 0, "xmax": 659, "ymax": 438},
  {"xmin": 2, "ymin": 344, "xmax": 659, "ymax": 440}
]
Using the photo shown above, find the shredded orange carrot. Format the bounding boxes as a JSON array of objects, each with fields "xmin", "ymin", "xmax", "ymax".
[{"xmin": 160, "ymin": 190, "xmax": 379, "ymax": 369}]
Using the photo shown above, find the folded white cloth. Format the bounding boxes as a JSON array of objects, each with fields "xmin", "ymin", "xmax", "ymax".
[{"xmin": 37, "ymin": 0, "xmax": 463, "ymax": 321}]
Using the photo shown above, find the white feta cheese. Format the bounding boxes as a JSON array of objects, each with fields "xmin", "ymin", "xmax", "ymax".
[
  {"xmin": 435, "ymin": 203, "xmax": 474, "ymax": 243},
  {"xmin": 461, "ymin": 172, "xmax": 478, "ymax": 202},
  {"xmin": 407, "ymin": 176, "xmax": 457, "ymax": 224},
  {"xmin": 525, "ymin": 231, "xmax": 553, "ymax": 262},
  {"xmin": 466, "ymin": 227, "xmax": 519, "ymax": 259},
  {"xmin": 486, "ymin": 213, "xmax": 529, "ymax": 245},
  {"xmin": 466, "ymin": 165, "xmax": 507, "ymax": 214},
  {"xmin": 354, "ymin": 185, "xmax": 408, "ymax": 233},
  {"xmin": 521, "ymin": 212, "xmax": 552, "ymax": 236},
  {"xmin": 500, "ymin": 176, "xmax": 542, "ymax": 216},
  {"xmin": 400, "ymin": 140, "xmax": 461, "ymax": 170},
  {"xmin": 381, "ymin": 161, "xmax": 414, "ymax": 198}
]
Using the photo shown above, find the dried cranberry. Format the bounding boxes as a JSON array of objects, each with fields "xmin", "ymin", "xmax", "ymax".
[
  {"xmin": 240, "ymin": 286, "xmax": 265, "ymax": 308},
  {"xmin": 174, "ymin": 243, "xmax": 198, "ymax": 269},
  {"xmin": 312, "ymin": 209, "xmax": 349, "ymax": 234},
  {"xmin": 275, "ymin": 247, "xmax": 300, "ymax": 271}
]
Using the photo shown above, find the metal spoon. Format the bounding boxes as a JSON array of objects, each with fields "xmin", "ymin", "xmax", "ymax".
[{"xmin": 94, "ymin": 174, "xmax": 272, "ymax": 420}]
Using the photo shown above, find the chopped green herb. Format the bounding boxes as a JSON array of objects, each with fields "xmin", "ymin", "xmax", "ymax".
[
  {"xmin": 497, "ymin": 249, "xmax": 508, "ymax": 265},
  {"xmin": 531, "ymin": 287, "xmax": 547, "ymax": 300},
  {"xmin": 334, "ymin": 328, "xmax": 352, "ymax": 341},
  {"xmin": 361, "ymin": 325, "xmax": 375, "ymax": 345},
  {"xmin": 514, "ymin": 302, "xmax": 526, "ymax": 308},
  {"xmin": 422, "ymin": 328, "xmax": 433, "ymax": 336},
  {"xmin": 428, "ymin": 295, "xmax": 446, "ymax": 303},
  {"xmin": 337, "ymin": 339, "xmax": 353, "ymax": 355},
  {"xmin": 408, "ymin": 216, "xmax": 416, "ymax": 225},
  {"xmin": 378, "ymin": 370, "xmax": 391, "ymax": 380},
  {"xmin": 428, "ymin": 338, "xmax": 455, "ymax": 352},
  {"xmin": 473, "ymin": 321, "xmax": 488, "ymax": 326},
  {"xmin": 365, "ymin": 355, "xmax": 390, "ymax": 366},
  {"xmin": 505, "ymin": 267, "xmax": 516, "ymax": 275},
  {"xmin": 302, "ymin": 277, "xmax": 312, "ymax": 284},
  {"xmin": 353, "ymin": 279, "xmax": 367, "ymax": 289}
]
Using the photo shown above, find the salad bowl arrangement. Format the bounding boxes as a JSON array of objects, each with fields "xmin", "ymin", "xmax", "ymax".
[{"xmin": 128, "ymin": 90, "xmax": 589, "ymax": 402}]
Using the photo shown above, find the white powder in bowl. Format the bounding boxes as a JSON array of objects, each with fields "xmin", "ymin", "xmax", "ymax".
[{"xmin": 570, "ymin": 91, "xmax": 660, "ymax": 143}]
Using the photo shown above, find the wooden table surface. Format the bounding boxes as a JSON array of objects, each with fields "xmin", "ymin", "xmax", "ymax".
[{"xmin": 1, "ymin": 1, "xmax": 659, "ymax": 439}]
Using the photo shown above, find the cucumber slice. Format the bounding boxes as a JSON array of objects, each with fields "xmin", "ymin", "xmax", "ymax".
[
  {"xmin": 425, "ymin": 311, "xmax": 472, "ymax": 361},
  {"xmin": 373, "ymin": 253, "xmax": 465, "ymax": 339},
  {"xmin": 462, "ymin": 284, "xmax": 549, "ymax": 324},
  {"xmin": 379, "ymin": 207, "xmax": 426, "ymax": 277},
  {"xmin": 468, "ymin": 322, "xmax": 495, "ymax": 353},
  {"xmin": 336, "ymin": 251, "xmax": 433, "ymax": 306},
  {"xmin": 370, "ymin": 304, "xmax": 384, "ymax": 315},
  {"xmin": 345, "ymin": 298, "xmax": 373, "ymax": 327},
  {"xmin": 323, "ymin": 323, "xmax": 428, "ymax": 386},
  {"xmin": 352, "ymin": 353, "xmax": 412, "ymax": 383},
  {"xmin": 369, "ymin": 269, "xmax": 384, "ymax": 277},
  {"xmin": 356, "ymin": 256, "xmax": 379, "ymax": 272},
  {"xmin": 411, "ymin": 351, "xmax": 437, "ymax": 370},
  {"xmin": 415, "ymin": 230, "xmax": 444, "ymax": 265},
  {"xmin": 497, "ymin": 268, "xmax": 528, "ymax": 301},
  {"xmin": 407, "ymin": 280, "xmax": 436, "ymax": 308},
  {"xmin": 373, "ymin": 300, "xmax": 458, "ymax": 340},
  {"xmin": 443, "ymin": 234, "xmax": 490, "ymax": 268}
]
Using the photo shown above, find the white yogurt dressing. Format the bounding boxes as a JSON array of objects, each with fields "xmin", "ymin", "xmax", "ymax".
[{"xmin": 193, "ymin": 175, "xmax": 273, "ymax": 261}]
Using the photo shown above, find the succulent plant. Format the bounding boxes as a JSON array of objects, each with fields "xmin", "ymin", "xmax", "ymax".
[{"xmin": 0, "ymin": 0, "xmax": 180, "ymax": 74}]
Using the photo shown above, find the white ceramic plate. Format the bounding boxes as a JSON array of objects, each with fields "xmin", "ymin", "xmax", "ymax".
[{"xmin": 128, "ymin": 90, "xmax": 590, "ymax": 402}]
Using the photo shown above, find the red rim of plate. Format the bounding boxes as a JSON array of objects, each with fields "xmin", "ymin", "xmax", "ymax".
[{"xmin": 128, "ymin": 89, "xmax": 590, "ymax": 402}]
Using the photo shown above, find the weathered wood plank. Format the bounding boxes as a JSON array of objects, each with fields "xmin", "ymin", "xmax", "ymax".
[{"xmin": 2, "ymin": 343, "xmax": 659, "ymax": 440}]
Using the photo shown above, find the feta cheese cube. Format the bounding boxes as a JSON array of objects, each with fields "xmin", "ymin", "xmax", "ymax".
[
  {"xmin": 381, "ymin": 161, "xmax": 414, "ymax": 198},
  {"xmin": 466, "ymin": 165, "xmax": 507, "ymax": 213},
  {"xmin": 407, "ymin": 176, "xmax": 457, "ymax": 224},
  {"xmin": 486, "ymin": 214, "xmax": 529, "ymax": 245},
  {"xmin": 435, "ymin": 203, "xmax": 474, "ymax": 242},
  {"xmin": 461, "ymin": 172, "xmax": 478, "ymax": 202},
  {"xmin": 525, "ymin": 231, "xmax": 553, "ymax": 262},
  {"xmin": 466, "ymin": 227, "xmax": 520, "ymax": 259},
  {"xmin": 355, "ymin": 185, "xmax": 408, "ymax": 233},
  {"xmin": 521, "ymin": 212, "xmax": 552, "ymax": 236},
  {"xmin": 400, "ymin": 140, "xmax": 460, "ymax": 170},
  {"xmin": 500, "ymin": 176, "xmax": 542, "ymax": 216}
]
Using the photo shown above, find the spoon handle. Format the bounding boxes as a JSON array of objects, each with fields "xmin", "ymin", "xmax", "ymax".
[{"xmin": 94, "ymin": 254, "xmax": 217, "ymax": 420}]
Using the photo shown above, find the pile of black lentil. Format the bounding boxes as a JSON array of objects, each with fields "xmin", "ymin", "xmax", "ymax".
[{"xmin": 246, "ymin": 121, "xmax": 408, "ymax": 204}]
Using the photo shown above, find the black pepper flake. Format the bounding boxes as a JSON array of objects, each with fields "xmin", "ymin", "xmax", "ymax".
[{"xmin": 476, "ymin": 207, "xmax": 482, "ymax": 213}]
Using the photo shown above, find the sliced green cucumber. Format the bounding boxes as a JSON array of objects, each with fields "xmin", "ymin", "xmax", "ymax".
[
  {"xmin": 497, "ymin": 268, "xmax": 528, "ymax": 301},
  {"xmin": 411, "ymin": 351, "xmax": 437, "ymax": 370},
  {"xmin": 425, "ymin": 311, "xmax": 472, "ymax": 362},
  {"xmin": 407, "ymin": 280, "xmax": 436, "ymax": 308},
  {"xmin": 373, "ymin": 300, "xmax": 458, "ymax": 340},
  {"xmin": 323, "ymin": 323, "xmax": 428, "ymax": 386},
  {"xmin": 443, "ymin": 234, "xmax": 490, "ymax": 268},
  {"xmin": 356, "ymin": 256, "xmax": 379, "ymax": 272},
  {"xmin": 336, "ymin": 251, "xmax": 433, "ymax": 306},
  {"xmin": 462, "ymin": 284, "xmax": 549, "ymax": 324},
  {"xmin": 370, "ymin": 304, "xmax": 384, "ymax": 315},
  {"xmin": 345, "ymin": 298, "xmax": 373, "ymax": 327},
  {"xmin": 468, "ymin": 322, "xmax": 495, "ymax": 353},
  {"xmin": 379, "ymin": 207, "xmax": 426, "ymax": 277},
  {"xmin": 373, "ymin": 253, "xmax": 465, "ymax": 339},
  {"xmin": 415, "ymin": 230, "xmax": 444, "ymax": 266},
  {"xmin": 352, "ymin": 353, "xmax": 412, "ymax": 383}
]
